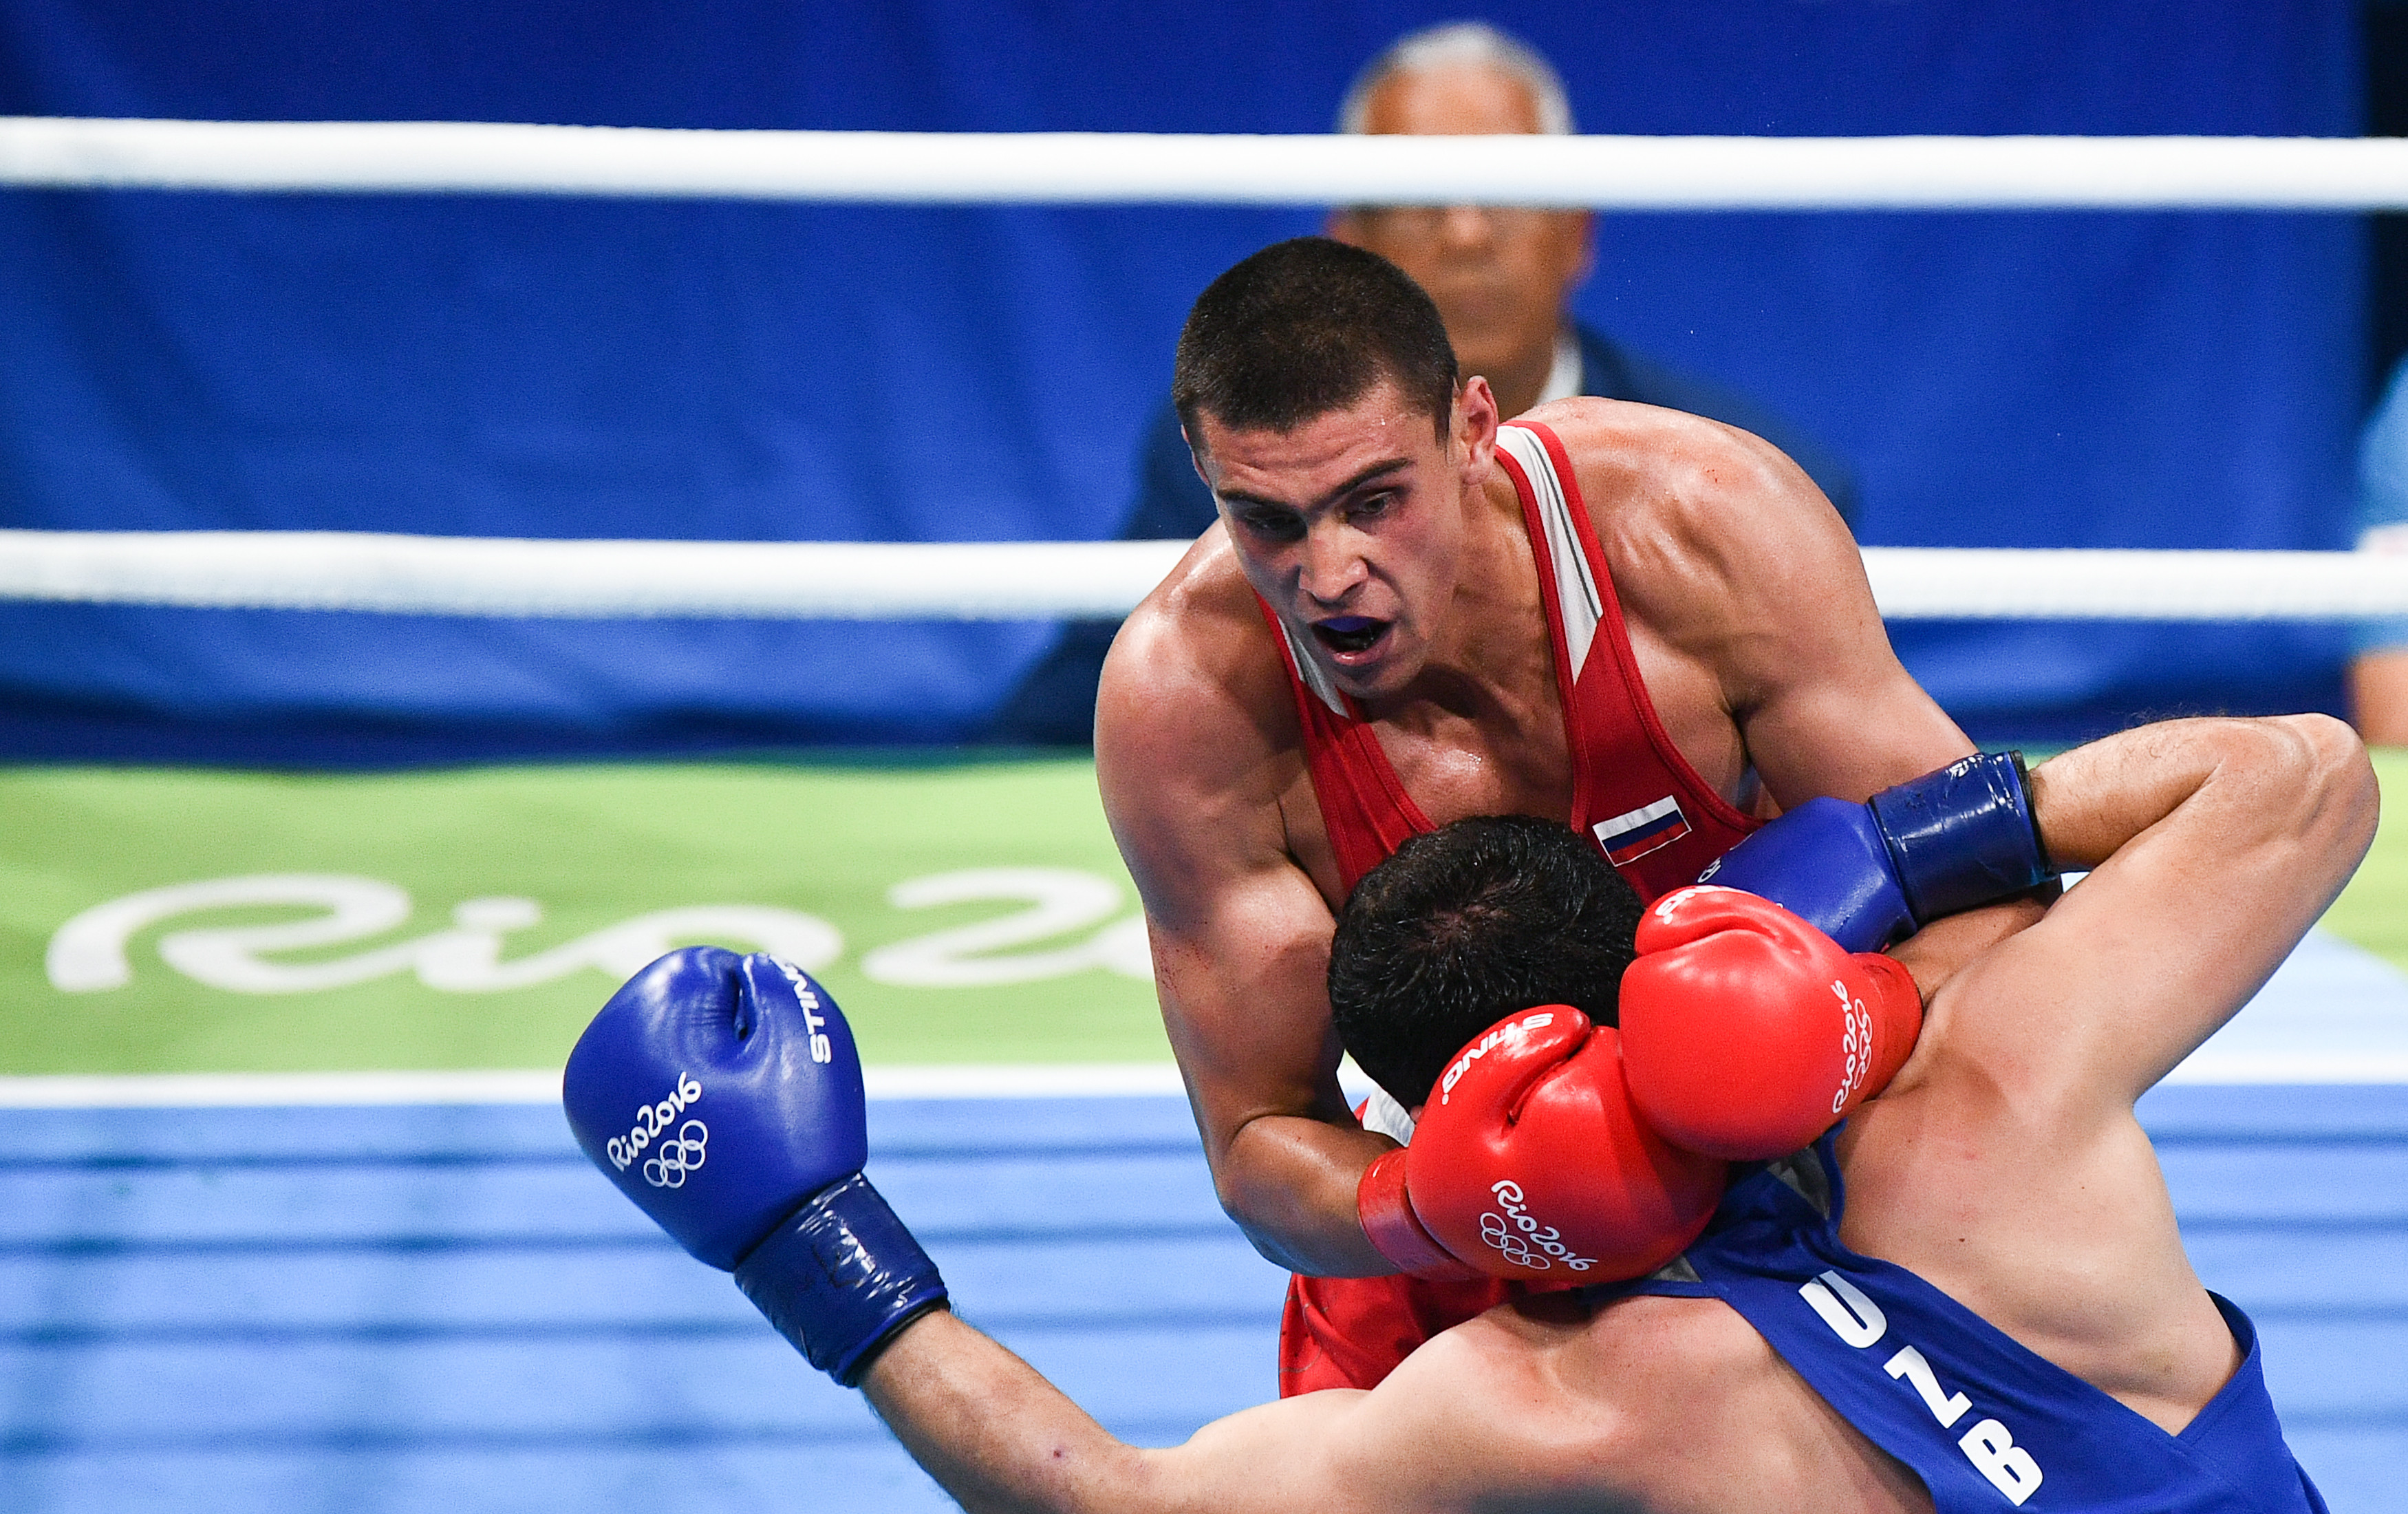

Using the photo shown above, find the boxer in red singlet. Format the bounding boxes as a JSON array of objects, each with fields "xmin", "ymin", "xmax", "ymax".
[{"xmin": 1095, "ymin": 237, "xmax": 1992, "ymax": 1392}]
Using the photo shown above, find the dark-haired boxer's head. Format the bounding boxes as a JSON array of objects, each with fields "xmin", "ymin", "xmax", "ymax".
[
  {"xmin": 1172, "ymin": 236, "xmax": 1459, "ymax": 449},
  {"xmin": 1174, "ymin": 239, "xmax": 1496, "ymax": 707},
  {"xmin": 1330, "ymin": 814, "xmax": 1644, "ymax": 1109}
]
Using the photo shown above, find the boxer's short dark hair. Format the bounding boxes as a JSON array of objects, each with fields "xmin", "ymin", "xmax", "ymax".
[
  {"xmin": 1331, "ymin": 815, "xmax": 1644, "ymax": 1110},
  {"xmin": 1172, "ymin": 237, "xmax": 1458, "ymax": 449}
]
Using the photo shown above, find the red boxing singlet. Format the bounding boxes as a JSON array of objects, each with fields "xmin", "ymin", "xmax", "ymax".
[{"xmin": 1269, "ymin": 420, "xmax": 1761, "ymax": 1396}]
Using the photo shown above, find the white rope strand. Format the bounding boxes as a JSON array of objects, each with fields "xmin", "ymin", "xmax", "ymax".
[
  {"xmin": 1, "ymin": 531, "xmax": 2402, "ymax": 621},
  {"xmin": 0, "ymin": 531, "xmax": 1190, "ymax": 619},
  {"xmin": 7, "ymin": 118, "xmax": 2408, "ymax": 209},
  {"xmin": 1861, "ymin": 548, "xmax": 2408, "ymax": 621}
]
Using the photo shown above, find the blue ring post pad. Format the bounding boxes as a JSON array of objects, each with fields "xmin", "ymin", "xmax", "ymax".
[
  {"xmin": 1867, "ymin": 751, "xmax": 2052, "ymax": 923},
  {"xmin": 733, "ymin": 1173, "xmax": 950, "ymax": 1387}
]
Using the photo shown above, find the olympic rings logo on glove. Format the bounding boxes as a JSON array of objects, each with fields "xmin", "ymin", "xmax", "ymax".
[
  {"xmin": 1479, "ymin": 1180, "xmax": 1599, "ymax": 1272},
  {"xmin": 1480, "ymin": 1212, "xmax": 1551, "ymax": 1270},
  {"xmin": 641, "ymin": 1120, "xmax": 709, "ymax": 1188}
]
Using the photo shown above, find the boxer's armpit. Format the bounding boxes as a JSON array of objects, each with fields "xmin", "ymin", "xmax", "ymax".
[{"xmin": 1884, "ymin": 898, "xmax": 2045, "ymax": 1014}]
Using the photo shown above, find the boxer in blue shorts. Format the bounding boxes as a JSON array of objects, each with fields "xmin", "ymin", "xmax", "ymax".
[{"xmin": 564, "ymin": 713, "xmax": 2371, "ymax": 1511}]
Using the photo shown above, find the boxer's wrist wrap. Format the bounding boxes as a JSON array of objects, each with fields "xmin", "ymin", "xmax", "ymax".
[
  {"xmin": 1867, "ymin": 750, "xmax": 2054, "ymax": 923},
  {"xmin": 1357, "ymin": 1149, "xmax": 1481, "ymax": 1281},
  {"xmin": 732, "ymin": 1172, "xmax": 949, "ymax": 1387}
]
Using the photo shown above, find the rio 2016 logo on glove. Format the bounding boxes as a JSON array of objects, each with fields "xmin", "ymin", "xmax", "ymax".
[
  {"xmin": 1479, "ymin": 1180, "xmax": 1599, "ymax": 1272},
  {"xmin": 1829, "ymin": 979, "xmax": 1873, "ymax": 1116},
  {"xmin": 605, "ymin": 1071, "xmax": 705, "ymax": 1178}
]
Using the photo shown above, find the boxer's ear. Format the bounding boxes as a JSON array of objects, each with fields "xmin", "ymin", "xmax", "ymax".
[{"xmin": 1454, "ymin": 376, "xmax": 1500, "ymax": 473}]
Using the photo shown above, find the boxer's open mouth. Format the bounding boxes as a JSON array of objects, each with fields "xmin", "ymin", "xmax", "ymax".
[{"xmin": 1311, "ymin": 616, "xmax": 1389, "ymax": 657}]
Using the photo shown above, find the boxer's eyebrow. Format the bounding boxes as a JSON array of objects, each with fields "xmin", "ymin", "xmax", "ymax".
[{"xmin": 1217, "ymin": 457, "xmax": 1412, "ymax": 515}]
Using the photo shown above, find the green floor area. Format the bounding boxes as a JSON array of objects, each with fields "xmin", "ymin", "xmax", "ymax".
[
  {"xmin": 0, "ymin": 757, "xmax": 1165, "ymax": 1076},
  {"xmin": 3, "ymin": 749, "xmax": 2402, "ymax": 1078}
]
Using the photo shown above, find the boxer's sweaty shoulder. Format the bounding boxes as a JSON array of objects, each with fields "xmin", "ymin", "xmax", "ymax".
[{"xmin": 1828, "ymin": 718, "xmax": 2376, "ymax": 1439}]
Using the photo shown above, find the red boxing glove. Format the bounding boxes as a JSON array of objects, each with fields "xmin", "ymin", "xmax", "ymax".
[
  {"xmin": 1403, "ymin": 1007, "xmax": 1725, "ymax": 1286},
  {"xmin": 1620, "ymin": 885, "xmax": 1924, "ymax": 1162}
]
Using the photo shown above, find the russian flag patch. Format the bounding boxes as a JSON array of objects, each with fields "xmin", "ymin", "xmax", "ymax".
[{"xmin": 1592, "ymin": 795, "xmax": 1691, "ymax": 866}]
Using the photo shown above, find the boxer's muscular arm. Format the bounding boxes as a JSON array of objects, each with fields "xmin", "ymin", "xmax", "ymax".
[
  {"xmin": 1576, "ymin": 406, "xmax": 2026, "ymax": 985},
  {"xmin": 1848, "ymin": 716, "xmax": 2375, "ymax": 1427},
  {"xmin": 861, "ymin": 1307, "xmax": 1614, "ymax": 1514},
  {"xmin": 1143, "ymin": 844, "xmax": 1389, "ymax": 1276},
  {"xmin": 1948, "ymin": 714, "xmax": 2377, "ymax": 1105},
  {"xmin": 1096, "ymin": 561, "xmax": 1391, "ymax": 1276}
]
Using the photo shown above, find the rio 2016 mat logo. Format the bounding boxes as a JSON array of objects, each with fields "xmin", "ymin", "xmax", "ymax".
[{"xmin": 45, "ymin": 868, "xmax": 1151, "ymax": 996}]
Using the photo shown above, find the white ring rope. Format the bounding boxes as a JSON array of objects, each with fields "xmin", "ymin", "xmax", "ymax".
[
  {"xmin": 6, "ymin": 118, "xmax": 2408, "ymax": 209},
  {"xmin": 8, "ymin": 124, "xmax": 2400, "ymax": 628},
  {"xmin": 0, "ymin": 531, "xmax": 1187, "ymax": 620},
  {"xmin": 0, "ymin": 531, "xmax": 2400, "ymax": 621}
]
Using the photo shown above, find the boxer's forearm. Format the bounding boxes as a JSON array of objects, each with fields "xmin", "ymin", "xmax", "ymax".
[
  {"xmin": 1217, "ymin": 1111, "xmax": 1397, "ymax": 1276},
  {"xmin": 2023, "ymin": 718, "xmax": 2351, "ymax": 871},
  {"xmin": 862, "ymin": 1310, "xmax": 1148, "ymax": 1514},
  {"xmin": 861, "ymin": 1308, "xmax": 1469, "ymax": 1514},
  {"xmin": 1917, "ymin": 716, "xmax": 2376, "ymax": 1118},
  {"xmin": 1136, "ymin": 842, "xmax": 1386, "ymax": 1273}
]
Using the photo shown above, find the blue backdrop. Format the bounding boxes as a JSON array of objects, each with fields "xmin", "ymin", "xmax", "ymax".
[{"xmin": 0, "ymin": 0, "xmax": 2367, "ymax": 758}]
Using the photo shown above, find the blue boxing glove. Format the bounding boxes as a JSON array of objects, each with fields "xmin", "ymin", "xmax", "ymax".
[
  {"xmin": 1699, "ymin": 751, "xmax": 2053, "ymax": 952},
  {"xmin": 1696, "ymin": 796, "xmax": 1912, "ymax": 952},
  {"xmin": 563, "ymin": 946, "xmax": 945, "ymax": 1386}
]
